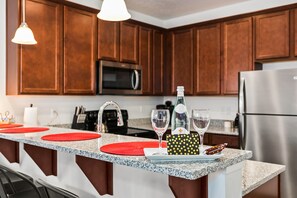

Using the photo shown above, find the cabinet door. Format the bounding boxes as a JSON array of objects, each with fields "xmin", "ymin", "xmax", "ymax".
[
  {"xmin": 98, "ymin": 20, "xmax": 119, "ymax": 61},
  {"xmin": 294, "ymin": 9, "xmax": 297, "ymax": 56},
  {"xmin": 195, "ymin": 24, "xmax": 221, "ymax": 95},
  {"xmin": 255, "ymin": 11, "xmax": 289, "ymax": 59},
  {"xmin": 120, "ymin": 22, "xmax": 139, "ymax": 63},
  {"xmin": 222, "ymin": 17, "xmax": 253, "ymax": 95},
  {"xmin": 153, "ymin": 30, "xmax": 164, "ymax": 95},
  {"xmin": 139, "ymin": 27, "xmax": 153, "ymax": 95},
  {"xmin": 171, "ymin": 29, "xmax": 194, "ymax": 95},
  {"xmin": 20, "ymin": 0, "xmax": 62, "ymax": 94},
  {"xmin": 63, "ymin": 6, "xmax": 97, "ymax": 94}
]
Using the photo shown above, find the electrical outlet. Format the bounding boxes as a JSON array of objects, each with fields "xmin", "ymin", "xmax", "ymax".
[{"xmin": 50, "ymin": 108, "xmax": 57, "ymax": 119}]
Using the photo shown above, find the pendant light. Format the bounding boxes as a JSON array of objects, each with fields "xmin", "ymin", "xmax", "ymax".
[
  {"xmin": 12, "ymin": 0, "xmax": 37, "ymax": 45},
  {"xmin": 97, "ymin": 0, "xmax": 131, "ymax": 21}
]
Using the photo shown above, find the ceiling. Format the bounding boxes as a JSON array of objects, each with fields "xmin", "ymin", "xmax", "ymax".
[{"xmin": 125, "ymin": 0, "xmax": 251, "ymax": 20}]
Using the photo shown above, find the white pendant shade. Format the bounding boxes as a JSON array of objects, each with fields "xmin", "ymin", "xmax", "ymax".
[
  {"xmin": 98, "ymin": 0, "xmax": 131, "ymax": 21},
  {"xmin": 12, "ymin": 22, "xmax": 37, "ymax": 45}
]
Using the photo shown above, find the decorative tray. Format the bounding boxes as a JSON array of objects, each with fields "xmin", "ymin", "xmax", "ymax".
[{"xmin": 144, "ymin": 148, "xmax": 224, "ymax": 162}]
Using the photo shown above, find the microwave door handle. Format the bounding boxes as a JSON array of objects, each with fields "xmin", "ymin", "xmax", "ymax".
[
  {"xmin": 134, "ymin": 70, "xmax": 139, "ymax": 90},
  {"xmin": 131, "ymin": 70, "xmax": 139, "ymax": 90}
]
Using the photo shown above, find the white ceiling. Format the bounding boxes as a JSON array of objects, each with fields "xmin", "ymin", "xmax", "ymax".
[{"xmin": 125, "ymin": 0, "xmax": 251, "ymax": 20}]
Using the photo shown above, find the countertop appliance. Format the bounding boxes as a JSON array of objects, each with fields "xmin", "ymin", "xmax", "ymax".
[
  {"xmin": 71, "ymin": 109, "xmax": 155, "ymax": 138},
  {"xmin": 97, "ymin": 60, "xmax": 142, "ymax": 95},
  {"xmin": 239, "ymin": 68, "xmax": 297, "ymax": 198}
]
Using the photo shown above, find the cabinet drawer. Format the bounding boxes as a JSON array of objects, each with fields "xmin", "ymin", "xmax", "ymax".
[{"xmin": 210, "ymin": 134, "xmax": 239, "ymax": 148}]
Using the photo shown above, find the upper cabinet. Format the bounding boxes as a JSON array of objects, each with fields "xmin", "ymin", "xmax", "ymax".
[
  {"xmin": 120, "ymin": 22, "xmax": 139, "ymax": 63},
  {"xmin": 63, "ymin": 7, "xmax": 97, "ymax": 95},
  {"xmin": 222, "ymin": 17, "xmax": 253, "ymax": 95},
  {"xmin": 98, "ymin": 20, "xmax": 139, "ymax": 63},
  {"xmin": 194, "ymin": 24, "xmax": 221, "ymax": 95},
  {"xmin": 255, "ymin": 11, "xmax": 290, "ymax": 60},
  {"xmin": 98, "ymin": 20, "xmax": 119, "ymax": 61},
  {"xmin": 152, "ymin": 30, "xmax": 164, "ymax": 95},
  {"xmin": 18, "ymin": 0, "xmax": 62, "ymax": 94},
  {"xmin": 169, "ymin": 28, "xmax": 194, "ymax": 95},
  {"xmin": 6, "ymin": 0, "xmax": 97, "ymax": 95},
  {"xmin": 139, "ymin": 26, "xmax": 153, "ymax": 95}
]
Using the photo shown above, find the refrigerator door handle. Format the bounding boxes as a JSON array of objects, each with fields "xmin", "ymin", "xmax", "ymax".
[
  {"xmin": 239, "ymin": 114, "xmax": 246, "ymax": 150},
  {"xmin": 239, "ymin": 77, "xmax": 245, "ymax": 114},
  {"xmin": 239, "ymin": 77, "xmax": 246, "ymax": 150}
]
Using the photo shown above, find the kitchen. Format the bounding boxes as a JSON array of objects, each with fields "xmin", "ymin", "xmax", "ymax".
[{"xmin": 0, "ymin": 0, "xmax": 296, "ymax": 197}]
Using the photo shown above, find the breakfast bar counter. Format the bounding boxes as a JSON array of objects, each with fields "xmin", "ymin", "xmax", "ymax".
[{"xmin": 0, "ymin": 126, "xmax": 251, "ymax": 197}]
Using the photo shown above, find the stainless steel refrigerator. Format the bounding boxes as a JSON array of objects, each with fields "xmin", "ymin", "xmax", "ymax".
[{"xmin": 239, "ymin": 68, "xmax": 297, "ymax": 198}]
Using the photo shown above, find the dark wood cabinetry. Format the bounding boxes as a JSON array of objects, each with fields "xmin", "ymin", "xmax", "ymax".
[
  {"xmin": 7, "ymin": 0, "xmax": 97, "ymax": 95},
  {"xmin": 255, "ymin": 11, "xmax": 290, "ymax": 60},
  {"xmin": 170, "ymin": 29, "xmax": 194, "ymax": 95},
  {"xmin": 194, "ymin": 24, "xmax": 221, "ymax": 95},
  {"xmin": 98, "ymin": 21, "xmax": 139, "ymax": 64},
  {"xmin": 19, "ymin": 0, "xmax": 62, "ymax": 94},
  {"xmin": 152, "ymin": 30, "xmax": 164, "ymax": 95},
  {"xmin": 222, "ymin": 17, "xmax": 253, "ymax": 95},
  {"xmin": 139, "ymin": 27, "xmax": 153, "ymax": 95},
  {"xmin": 120, "ymin": 22, "xmax": 139, "ymax": 63},
  {"xmin": 63, "ymin": 7, "xmax": 97, "ymax": 94},
  {"xmin": 98, "ymin": 20, "xmax": 119, "ymax": 61}
]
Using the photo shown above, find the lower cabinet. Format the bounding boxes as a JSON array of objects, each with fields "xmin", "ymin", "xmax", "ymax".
[{"xmin": 204, "ymin": 133, "xmax": 239, "ymax": 148}]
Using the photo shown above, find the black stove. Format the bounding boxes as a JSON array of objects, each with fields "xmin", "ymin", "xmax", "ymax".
[{"xmin": 72, "ymin": 109, "xmax": 156, "ymax": 139}]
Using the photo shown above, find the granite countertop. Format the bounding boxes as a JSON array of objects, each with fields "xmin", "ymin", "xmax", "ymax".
[
  {"xmin": 242, "ymin": 160, "xmax": 285, "ymax": 196},
  {"xmin": 128, "ymin": 118, "xmax": 239, "ymax": 136},
  {"xmin": 0, "ymin": 126, "xmax": 251, "ymax": 180}
]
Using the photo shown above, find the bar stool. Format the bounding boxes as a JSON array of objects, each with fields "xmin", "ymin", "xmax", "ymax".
[
  {"xmin": 0, "ymin": 165, "xmax": 41, "ymax": 198},
  {"xmin": 35, "ymin": 179, "xmax": 79, "ymax": 198}
]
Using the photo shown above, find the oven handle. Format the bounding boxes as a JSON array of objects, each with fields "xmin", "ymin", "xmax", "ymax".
[{"xmin": 131, "ymin": 70, "xmax": 139, "ymax": 90}]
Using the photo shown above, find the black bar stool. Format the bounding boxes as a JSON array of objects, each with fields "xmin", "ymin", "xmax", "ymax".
[
  {"xmin": 35, "ymin": 179, "xmax": 79, "ymax": 198},
  {"xmin": 0, "ymin": 165, "xmax": 41, "ymax": 198}
]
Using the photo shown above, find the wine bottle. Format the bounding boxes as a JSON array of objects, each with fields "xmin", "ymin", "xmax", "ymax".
[{"xmin": 171, "ymin": 86, "xmax": 190, "ymax": 134}]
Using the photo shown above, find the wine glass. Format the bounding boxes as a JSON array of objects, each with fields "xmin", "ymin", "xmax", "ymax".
[
  {"xmin": 151, "ymin": 109, "xmax": 170, "ymax": 154},
  {"xmin": 192, "ymin": 109, "xmax": 210, "ymax": 153}
]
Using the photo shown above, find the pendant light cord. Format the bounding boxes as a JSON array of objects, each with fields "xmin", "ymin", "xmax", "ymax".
[{"xmin": 22, "ymin": 0, "xmax": 25, "ymax": 22}]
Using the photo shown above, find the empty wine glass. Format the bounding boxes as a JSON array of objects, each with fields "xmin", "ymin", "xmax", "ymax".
[
  {"xmin": 151, "ymin": 109, "xmax": 170, "ymax": 154},
  {"xmin": 192, "ymin": 109, "xmax": 210, "ymax": 153}
]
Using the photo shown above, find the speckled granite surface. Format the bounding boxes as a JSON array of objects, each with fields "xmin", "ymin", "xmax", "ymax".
[
  {"xmin": 128, "ymin": 118, "xmax": 239, "ymax": 136},
  {"xmin": 0, "ymin": 126, "xmax": 251, "ymax": 180},
  {"xmin": 242, "ymin": 160, "xmax": 285, "ymax": 196}
]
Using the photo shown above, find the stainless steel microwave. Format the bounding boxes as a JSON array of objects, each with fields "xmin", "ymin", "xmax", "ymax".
[{"xmin": 97, "ymin": 60, "xmax": 142, "ymax": 95}]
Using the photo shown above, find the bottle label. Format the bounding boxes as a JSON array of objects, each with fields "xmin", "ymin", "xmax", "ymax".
[
  {"xmin": 174, "ymin": 104, "xmax": 187, "ymax": 114},
  {"xmin": 172, "ymin": 127, "xmax": 189, "ymax": 135}
]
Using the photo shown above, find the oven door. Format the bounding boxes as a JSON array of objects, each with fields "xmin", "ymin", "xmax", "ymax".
[{"xmin": 97, "ymin": 60, "xmax": 142, "ymax": 95}]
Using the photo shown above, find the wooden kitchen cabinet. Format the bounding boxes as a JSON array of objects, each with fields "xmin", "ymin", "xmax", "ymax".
[
  {"xmin": 120, "ymin": 22, "xmax": 139, "ymax": 63},
  {"xmin": 194, "ymin": 24, "xmax": 221, "ymax": 95},
  {"xmin": 170, "ymin": 28, "xmax": 194, "ymax": 95},
  {"xmin": 294, "ymin": 9, "xmax": 297, "ymax": 57},
  {"xmin": 139, "ymin": 27, "xmax": 153, "ymax": 95},
  {"xmin": 98, "ymin": 20, "xmax": 119, "ymax": 61},
  {"xmin": 222, "ymin": 17, "xmax": 253, "ymax": 95},
  {"xmin": 63, "ymin": 6, "xmax": 97, "ymax": 94},
  {"xmin": 152, "ymin": 30, "xmax": 164, "ymax": 95},
  {"xmin": 255, "ymin": 11, "xmax": 290, "ymax": 60},
  {"xmin": 98, "ymin": 20, "xmax": 139, "ymax": 64},
  {"xmin": 18, "ymin": 0, "xmax": 62, "ymax": 94}
]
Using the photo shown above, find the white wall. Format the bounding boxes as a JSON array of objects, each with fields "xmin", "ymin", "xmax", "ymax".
[{"xmin": 263, "ymin": 60, "xmax": 297, "ymax": 70}]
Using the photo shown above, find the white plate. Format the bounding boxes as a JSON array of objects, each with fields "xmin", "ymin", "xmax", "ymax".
[{"xmin": 144, "ymin": 148, "xmax": 224, "ymax": 162}]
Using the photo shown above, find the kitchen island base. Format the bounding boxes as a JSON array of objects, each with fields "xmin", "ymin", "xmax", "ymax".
[{"xmin": 0, "ymin": 142, "xmax": 244, "ymax": 198}]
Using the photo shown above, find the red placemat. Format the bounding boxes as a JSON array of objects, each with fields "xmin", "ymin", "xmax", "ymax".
[
  {"xmin": 0, "ymin": 127, "xmax": 49, "ymax": 133},
  {"xmin": 41, "ymin": 132, "xmax": 101, "ymax": 141},
  {"xmin": 0, "ymin": 124, "xmax": 23, "ymax": 129},
  {"xmin": 100, "ymin": 141, "xmax": 167, "ymax": 156}
]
